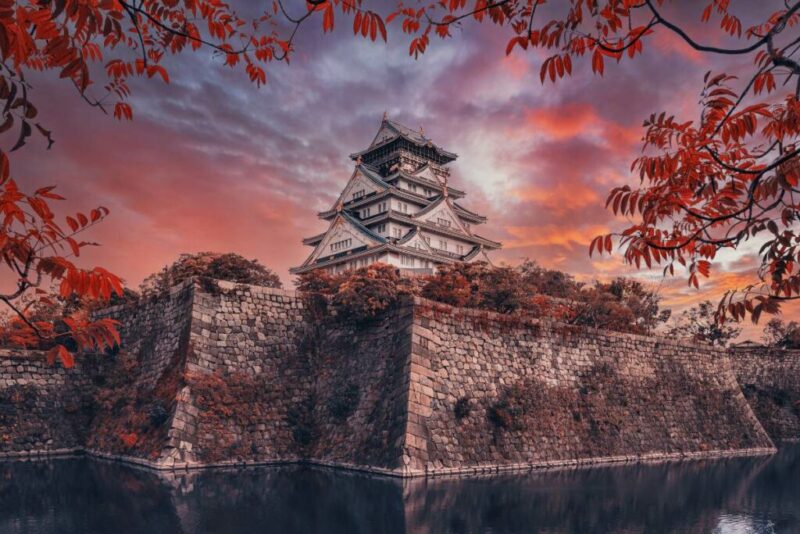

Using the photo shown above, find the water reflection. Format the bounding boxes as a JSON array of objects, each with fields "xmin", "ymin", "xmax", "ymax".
[{"xmin": 1, "ymin": 446, "xmax": 798, "ymax": 534}]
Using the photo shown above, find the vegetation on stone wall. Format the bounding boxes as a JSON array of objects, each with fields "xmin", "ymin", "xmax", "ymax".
[
  {"xmin": 327, "ymin": 383, "xmax": 361, "ymax": 422},
  {"xmin": 140, "ymin": 253, "xmax": 282, "ymax": 298},
  {"xmin": 454, "ymin": 397, "xmax": 471, "ymax": 421},
  {"xmin": 667, "ymin": 301, "xmax": 742, "ymax": 347},
  {"xmin": 87, "ymin": 348, "xmax": 185, "ymax": 459},
  {"xmin": 297, "ymin": 264, "xmax": 413, "ymax": 324},
  {"xmin": 298, "ymin": 260, "xmax": 670, "ymax": 336},
  {"xmin": 762, "ymin": 319, "xmax": 800, "ymax": 349}
]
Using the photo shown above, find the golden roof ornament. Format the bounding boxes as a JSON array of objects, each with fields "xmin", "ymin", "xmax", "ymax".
[
  {"xmin": 336, "ymin": 200, "xmax": 344, "ymax": 213},
  {"xmin": 382, "ymin": 111, "xmax": 388, "ymax": 121},
  {"xmin": 356, "ymin": 155, "xmax": 362, "ymax": 165}
]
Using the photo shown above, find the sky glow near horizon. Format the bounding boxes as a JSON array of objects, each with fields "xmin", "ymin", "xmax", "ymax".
[{"xmin": 8, "ymin": 1, "xmax": 799, "ymax": 337}]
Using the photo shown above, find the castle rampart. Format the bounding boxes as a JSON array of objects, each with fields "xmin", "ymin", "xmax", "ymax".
[{"xmin": 0, "ymin": 280, "xmax": 792, "ymax": 476}]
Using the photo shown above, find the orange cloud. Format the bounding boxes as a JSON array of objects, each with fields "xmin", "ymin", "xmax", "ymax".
[
  {"xmin": 511, "ymin": 183, "xmax": 601, "ymax": 215},
  {"xmin": 503, "ymin": 224, "xmax": 609, "ymax": 250},
  {"xmin": 524, "ymin": 103, "xmax": 600, "ymax": 140}
]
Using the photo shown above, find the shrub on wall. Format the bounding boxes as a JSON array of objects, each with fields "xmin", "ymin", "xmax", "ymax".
[
  {"xmin": 141, "ymin": 252, "xmax": 282, "ymax": 297},
  {"xmin": 286, "ymin": 396, "xmax": 316, "ymax": 447},
  {"xmin": 327, "ymin": 383, "xmax": 360, "ymax": 421},
  {"xmin": 487, "ymin": 385, "xmax": 527, "ymax": 431},
  {"xmin": 296, "ymin": 263, "xmax": 412, "ymax": 324},
  {"xmin": 293, "ymin": 259, "xmax": 670, "ymax": 335},
  {"xmin": 454, "ymin": 396, "xmax": 471, "ymax": 420},
  {"xmin": 87, "ymin": 347, "xmax": 186, "ymax": 459}
]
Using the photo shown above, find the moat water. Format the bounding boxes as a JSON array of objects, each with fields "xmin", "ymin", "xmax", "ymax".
[{"xmin": 1, "ymin": 445, "xmax": 799, "ymax": 534}]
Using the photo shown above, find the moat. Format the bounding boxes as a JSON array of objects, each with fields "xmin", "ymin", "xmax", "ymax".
[{"xmin": 1, "ymin": 444, "xmax": 798, "ymax": 534}]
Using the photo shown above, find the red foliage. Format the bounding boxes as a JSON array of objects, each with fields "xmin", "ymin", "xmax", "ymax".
[
  {"xmin": 389, "ymin": 1, "xmax": 800, "ymax": 322},
  {"xmin": 297, "ymin": 263, "xmax": 412, "ymax": 323},
  {"xmin": 298, "ymin": 260, "xmax": 668, "ymax": 335},
  {"xmin": 0, "ymin": 169, "xmax": 122, "ymax": 366},
  {"xmin": 119, "ymin": 432, "xmax": 138, "ymax": 448}
]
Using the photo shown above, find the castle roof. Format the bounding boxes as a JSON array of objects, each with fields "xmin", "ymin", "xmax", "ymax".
[
  {"xmin": 293, "ymin": 116, "xmax": 501, "ymax": 275},
  {"xmin": 350, "ymin": 118, "xmax": 457, "ymax": 163}
]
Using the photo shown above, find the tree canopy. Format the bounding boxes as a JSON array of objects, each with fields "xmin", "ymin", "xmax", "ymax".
[
  {"xmin": 299, "ymin": 261, "xmax": 670, "ymax": 336},
  {"xmin": 140, "ymin": 252, "xmax": 282, "ymax": 297}
]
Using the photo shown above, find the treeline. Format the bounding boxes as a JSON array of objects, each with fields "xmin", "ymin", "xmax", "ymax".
[
  {"xmin": 297, "ymin": 261, "xmax": 671, "ymax": 336},
  {"xmin": 5, "ymin": 254, "xmax": 797, "ymax": 350}
]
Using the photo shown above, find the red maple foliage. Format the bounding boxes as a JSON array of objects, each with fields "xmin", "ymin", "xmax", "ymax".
[
  {"xmin": 1, "ymin": 0, "xmax": 797, "ymax": 332},
  {"xmin": 0, "ymin": 168, "xmax": 123, "ymax": 367},
  {"xmin": 387, "ymin": 1, "xmax": 800, "ymax": 322}
]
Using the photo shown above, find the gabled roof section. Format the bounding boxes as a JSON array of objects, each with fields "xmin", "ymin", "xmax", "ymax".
[
  {"xmin": 412, "ymin": 195, "xmax": 473, "ymax": 236},
  {"xmin": 452, "ymin": 201, "xmax": 487, "ymax": 223},
  {"xmin": 386, "ymin": 170, "xmax": 466, "ymax": 200},
  {"xmin": 350, "ymin": 117, "xmax": 457, "ymax": 162},
  {"xmin": 298, "ymin": 211, "xmax": 386, "ymax": 268},
  {"xmin": 327, "ymin": 164, "xmax": 391, "ymax": 214},
  {"xmin": 396, "ymin": 226, "xmax": 437, "ymax": 254},
  {"xmin": 340, "ymin": 210, "xmax": 387, "ymax": 243},
  {"xmin": 412, "ymin": 163, "xmax": 441, "ymax": 184}
]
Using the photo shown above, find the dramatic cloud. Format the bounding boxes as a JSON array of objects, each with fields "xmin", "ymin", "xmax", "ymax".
[{"xmin": 7, "ymin": 4, "xmax": 798, "ymax": 336}]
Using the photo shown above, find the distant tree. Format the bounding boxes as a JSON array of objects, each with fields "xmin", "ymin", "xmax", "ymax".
[
  {"xmin": 571, "ymin": 278, "xmax": 671, "ymax": 336},
  {"xmin": 141, "ymin": 252, "xmax": 281, "ymax": 296},
  {"xmin": 419, "ymin": 261, "xmax": 667, "ymax": 334},
  {"xmin": 667, "ymin": 301, "xmax": 741, "ymax": 347},
  {"xmin": 762, "ymin": 318, "xmax": 800, "ymax": 349},
  {"xmin": 517, "ymin": 260, "xmax": 581, "ymax": 299}
]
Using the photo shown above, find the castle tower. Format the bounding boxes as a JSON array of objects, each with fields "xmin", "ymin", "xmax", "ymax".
[{"xmin": 290, "ymin": 116, "xmax": 501, "ymax": 275}]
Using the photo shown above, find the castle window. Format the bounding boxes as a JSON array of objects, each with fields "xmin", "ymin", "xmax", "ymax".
[
  {"xmin": 398, "ymin": 202, "xmax": 409, "ymax": 214},
  {"xmin": 361, "ymin": 207, "xmax": 371, "ymax": 218},
  {"xmin": 376, "ymin": 223, "xmax": 386, "ymax": 233},
  {"xmin": 393, "ymin": 228, "xmax": 403, "ymax": 238},
  {"xmin": 457, "ymin": 245, "xmax": 464, "ymax": 254},
  {"xmin": 408, "ymin": 183, "xmax": 417, "ymax": 193},
  {"xmin": 352, "ymin": 190, "xmax": 365, "ymax": 200},
  {"xmin": 437, "ymin": 217, "xmax": 451, "ymax": 227},
  {"xmin": 330, "ymin": 238, "xmax": 352, "ymax": 252},
  {"xmin": 378, "ymin": 201, "xmax": 388, "ymax": 212},
  {"xmin": 439, "ymin": 239, "xmax": 447, "ymax": 251},
  {"xmin": 401, "ymin": 256, "xmax": 415, "ymax": 267}
]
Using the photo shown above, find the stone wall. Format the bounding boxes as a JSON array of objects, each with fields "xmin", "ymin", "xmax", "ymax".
[
  {"xmin": 0, "ymin": 350, "xmax": 91, "ymax": 457},
  {"xmin": 0, "ymin": 281, "xmax": 786, "ymax": 476},
  {"xmin": 402, "ymin": 299, "xmax": 775, "ymax": 475},
  {"xmin": 177, "ymin": 280, "xmax": 413, "ymax": 472},
  {"xmin": 83, "ymin": 280, "xmax": 195, "ymax": 463},
  {"xmin": 729, "ymin": 346, "xmax": 800, "ymax": 441}
]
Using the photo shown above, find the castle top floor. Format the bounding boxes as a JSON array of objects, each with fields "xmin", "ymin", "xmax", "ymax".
[{"xmin": 350, "ymin": 115, "xmax": 457, "ymax": 176}]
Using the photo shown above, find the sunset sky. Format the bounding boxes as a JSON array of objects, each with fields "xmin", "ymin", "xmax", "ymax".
[{"xmin": 10, "ymin": 2, "xmax": 799, "ymax": 337}]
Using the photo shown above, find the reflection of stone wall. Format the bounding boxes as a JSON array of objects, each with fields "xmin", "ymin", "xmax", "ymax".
[
  {"xmin": 0, "ymin": 281, "xmax": 787, "ymax": 475},
  {"xmin": 730, "ymin": 347, "xmax": 800, "ymax": 441},
  {"xmin": 2, "ymin": 446, "xmax": 799, "ymax": 533}
]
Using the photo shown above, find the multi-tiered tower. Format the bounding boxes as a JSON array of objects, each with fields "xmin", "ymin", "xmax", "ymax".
[{"xmin": 290, "ymin": 115, "xmax": 501, "ymax": 275}]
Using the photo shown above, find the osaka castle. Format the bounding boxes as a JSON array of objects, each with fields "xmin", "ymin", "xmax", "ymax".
[{"xmin": 290, "ymin": 115, "xmax": 501, "ymax": 275}]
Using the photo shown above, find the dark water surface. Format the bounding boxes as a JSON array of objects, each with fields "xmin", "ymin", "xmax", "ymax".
[{"xmin": 1, "ymin": 445, "xmax": 799, "ymax": 534}]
